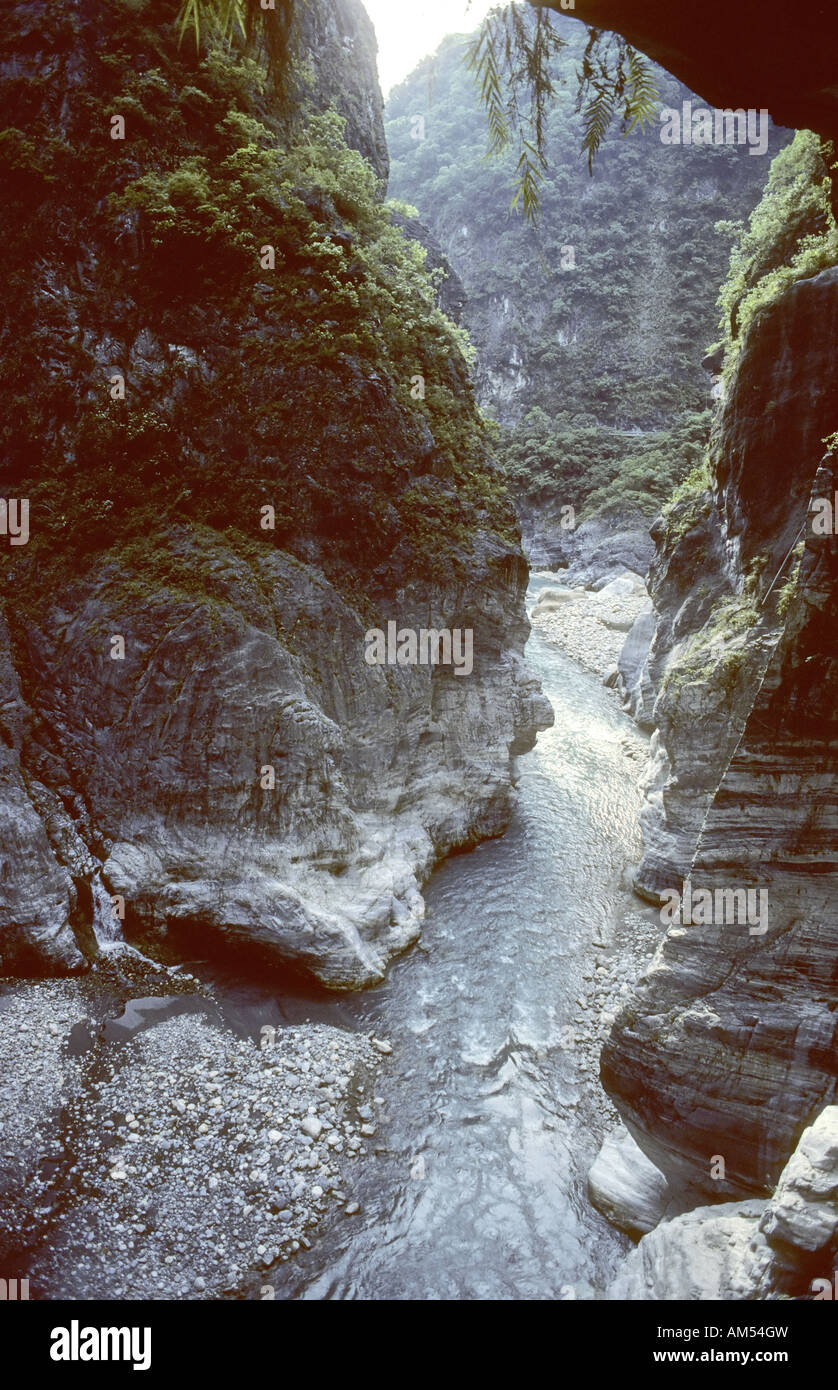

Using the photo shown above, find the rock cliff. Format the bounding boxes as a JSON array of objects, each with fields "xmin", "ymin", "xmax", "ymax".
[
  {"xmin": 602, "ymin": 261, "xmax": 838, "ymax": 1195},
  {"xmin": 385, "ymin": 15, "xmax": 787, "ymax": 569},
  {"xmin": 0, "ymin": 0, "xmax": 551, "ymax": 987},
  {"xmin": 607, "ymin": 1106, "xmax": 838, "ymax": 1299}
]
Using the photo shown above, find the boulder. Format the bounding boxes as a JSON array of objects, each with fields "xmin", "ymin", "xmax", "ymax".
[
  {"xmin": 588, "ymin": 1124, "xmax": 670, "ymax": 1237},
  {"xmin": 607, "ymin": 1198, "xmax": 769, "ymax": 1300},
  {"xmin": 760, "ymin": 1105, "xmax": 838, "ymax": 1257}
]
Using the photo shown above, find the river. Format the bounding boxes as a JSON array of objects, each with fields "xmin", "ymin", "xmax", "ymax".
[{"xmin": 208, "ymin": 574, "xmax": 650, "ymax": 1300}]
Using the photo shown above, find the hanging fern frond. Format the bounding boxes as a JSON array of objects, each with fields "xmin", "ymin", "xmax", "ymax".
[
  {"xmin": 466, "ymin": 3, "xmax": 566, "ymax": 224},
  {"xmin": 575, "ymin": 27, "xmax": 661, "ymax": 171},
  {"xmin": 469, "ymin": 7, "xmax": 661, "ymax": 221},
  {"xmin": 581, "ymin": 86, "xmax": 615, "ymax": 173},
  {"xmin": 510, "ymin": 141, "xmax": 546, "ymax": 222},
  {"xmin": 177, "ymin": 0, "xmax": 247, "ymax": 51},
  {"xmin": 623, "ymin": 47, "xmax": 660, "ymax": 134}
]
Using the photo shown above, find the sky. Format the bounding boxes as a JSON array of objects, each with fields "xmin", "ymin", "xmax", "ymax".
[{"xmin": 361, "ymin": 0, "xmax": 500, "ymax": 96}]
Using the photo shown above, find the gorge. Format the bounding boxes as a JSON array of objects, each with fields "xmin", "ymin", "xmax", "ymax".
[{"xmin": 3, "ymin": 0, "xmax": 838, "ymax": 1310}]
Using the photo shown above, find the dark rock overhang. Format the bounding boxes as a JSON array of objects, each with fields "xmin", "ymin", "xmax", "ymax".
[{"xmin": 536, "ymin": 0, "xmax": 838, "ymax": 142}]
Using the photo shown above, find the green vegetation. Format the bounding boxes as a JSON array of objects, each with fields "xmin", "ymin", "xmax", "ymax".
[
  {"xmin": 776, "ymin": 541, "xmax": 805, "ymax": 619},
  {"xmin": 499, "ymin": 408, "xmax": 712, "ymax": 522},
  {"xmin": 2, "ymin": 0, "xmax": 516, "ymax": 616},
  {"xmin": 717, "ymin": 130, "xmax": 838, "ymax": 365},
  {"xmin": 387, "ymin": 19, "xmax": 785, "ymax": 523},
  {"xmin": 176, "ymin": 0, "xmax": 300, "ymax": 106},
  {"xmin": 177, "ymin": 0, "xmax": 660, "ymax": 221},
  {"xmin": 662, "ymin": 590, "xmax": 761, "ymax": 700}
]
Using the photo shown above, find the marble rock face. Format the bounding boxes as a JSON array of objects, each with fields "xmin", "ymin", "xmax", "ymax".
[
  {"xmin": 606, "ymin": 1106, "xmax": 838, "ymax": 1300},
  {"xmin": 588, "ymin": 1123, "xmax": 671, "ymax": 1237},
  {"xmin": 1, "ymin": 532, "xmax": 551, "ymax": 989},
  {"xmin": 604, "ymin": 268, "xmax": 838, "ymax": 1195}
]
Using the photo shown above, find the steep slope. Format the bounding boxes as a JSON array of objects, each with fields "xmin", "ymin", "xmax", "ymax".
[
  {"xmin": 0, "ymin": 0, "xmax": 551, "ymax": 987},
  {"xmin": 385, "ymin": 12, "xmax": 788, "ymax": 564},
  {"xmin": 602, "ymin": 132, "xmax": 838, "ymax": 1197}
]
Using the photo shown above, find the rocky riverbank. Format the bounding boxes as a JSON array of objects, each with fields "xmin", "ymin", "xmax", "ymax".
[
  {"xmin": 529, "ymin": 571, "xmax": 651, "ymax": 681},
  {"xmin": 0, "ymin": 953, "xmax": 389, "ymax": 1300}
]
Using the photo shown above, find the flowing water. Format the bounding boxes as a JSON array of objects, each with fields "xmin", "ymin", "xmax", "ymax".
[{"xmin": 202, "ymin": 574, "xmax": 650, "ymax": 1300}]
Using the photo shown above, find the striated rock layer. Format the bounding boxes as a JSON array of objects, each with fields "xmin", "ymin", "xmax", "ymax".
[
  {"xmin": 606, "ymin": 1105, "xmax": 838, "ymax": 1299},
  {"xmin": 0, "ymin": 0, "xmax": 551, "ymax": 988},
  {"xmin": 2, "ymin": 534, "xmax": 549, "ymax": 989},
  {"xmin": 603, "ymin": 265, "xmax": 838, "ymax": 1195}
]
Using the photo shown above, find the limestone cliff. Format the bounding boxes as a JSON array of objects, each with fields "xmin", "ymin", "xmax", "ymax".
[
  {"xmin": 602, "ymin": 261, "xmax": 838, "ymax": 1196},
  {"xmin": 0, "ymin": 0, "xmax": 551, "ymax": 987}
]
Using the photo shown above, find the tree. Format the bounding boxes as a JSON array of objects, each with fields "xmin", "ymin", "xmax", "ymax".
[{"xmin": 177, "ymin": 0, "xmax": 660, "ymax": 222}]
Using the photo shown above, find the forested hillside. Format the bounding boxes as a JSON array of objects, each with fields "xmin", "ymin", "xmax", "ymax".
[{"xmin": 385, "ymin": 11, "xmax": 790, "ymax": 528}]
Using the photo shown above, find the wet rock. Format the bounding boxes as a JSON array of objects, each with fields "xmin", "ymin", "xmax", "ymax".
[{"xmin": 588, "ymin": 1124, "xmax": 670, "ymax": 1237}]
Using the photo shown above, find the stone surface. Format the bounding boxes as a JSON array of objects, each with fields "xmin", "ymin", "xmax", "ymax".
[
  {"xmin": 298, "ymin": 0, "xmax": 389, "ymax": 183},
  {"xmin": 617, "ymin": 606, "xmax": 656, "ymax": 730},
  {"xmin": 603, "ymin": 268, "xmax": 838, "ymax": 1197},
  {"xmin": 2, "ymin": 532, "xmax": 550, "ymax": 990},
  {"xmin": 0, "ymin": 612, "xmax": 84, "ymax": 974},
  {"xmin": 557, "ymin": 0, "xmax": 838, "ymax": 145},
  {"xmin": 0, "ymin": 0, "xmax": 552, "ymax": 989},
  {"xmin": 605, "ymin": 1106, "xmax": 838, "ymax": 1299},
  {"xmin": 606, "ymin": 1199, "xmax": 768, "ymax": 1300},
  {"xmin": 531, "ymin": 573, "xmax": 650, "ymax": 680},
  {"xmin": 0, "ymin": 967, "xmax": 385, "ymax": 1298},
  {"xmin": 760, "ymin": 1106, "xmax": 838, "ymax": 1256},
  {"xmin": 520, "ymin": 514, "xmax": 655, "ymax": 590},
  {"xmin": 588, "ymin": 1124, "xmax": 670, "ymax": 1237}
]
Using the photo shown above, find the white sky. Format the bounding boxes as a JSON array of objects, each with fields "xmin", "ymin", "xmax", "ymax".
[{"xmin": 362, "ymin": 0, "xmax": 500, "ymax": 96}]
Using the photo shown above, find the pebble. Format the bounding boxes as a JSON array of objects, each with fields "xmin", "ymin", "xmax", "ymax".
[{"xmin": 0, "ymin": 986, "xmax": 385, "ymax": 1303}]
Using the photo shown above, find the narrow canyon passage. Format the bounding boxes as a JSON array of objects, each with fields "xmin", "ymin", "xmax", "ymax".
[{"xmin": 240, "ymin": 578, "xmax": 651, "ymax": 1299}]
